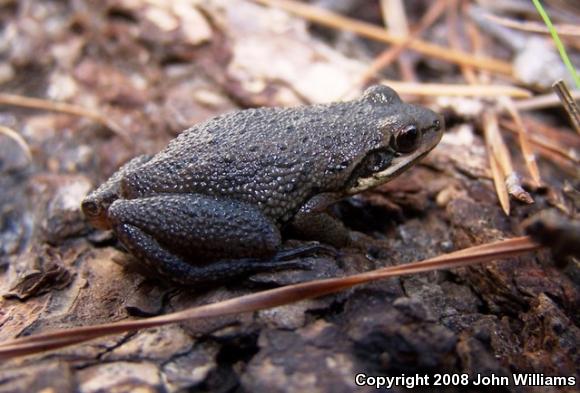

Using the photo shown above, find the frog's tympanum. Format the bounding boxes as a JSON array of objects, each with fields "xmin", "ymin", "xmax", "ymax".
[{"xmin": 82, "ymin": 85, "xmax": 444, "ymax": 284}]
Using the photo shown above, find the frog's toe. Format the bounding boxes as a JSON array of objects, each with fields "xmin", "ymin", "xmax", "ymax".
[
  {"xmin": 275, "ymin": 242, "xmax": 338, "ymax": 261},
  {"xmin": 255, "ymin": 258, "xmax": 315, "ymax": 272}
]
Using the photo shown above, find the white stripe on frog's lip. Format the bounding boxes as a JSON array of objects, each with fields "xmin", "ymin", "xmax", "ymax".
[{"xmin": 345, "ymin": 123, "xmax": 443, "ymax": 195}]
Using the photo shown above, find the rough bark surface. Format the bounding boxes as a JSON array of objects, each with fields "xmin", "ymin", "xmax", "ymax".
[{"xmin": 0, "ymin": 1, "xmax": 578, "ymax": 392}]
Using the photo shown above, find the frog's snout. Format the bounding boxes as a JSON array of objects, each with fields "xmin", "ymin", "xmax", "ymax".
[
  {"xmin": 81, "ymin": 196, "xmax": 113, "ymax": 230},
  {"xmin": 81, "ymin": 199, "xmax": 100, "ymax": 217}
]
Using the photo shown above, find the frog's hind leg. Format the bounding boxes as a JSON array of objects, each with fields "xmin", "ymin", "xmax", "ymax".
[
  {"xmin": 115, "ymin": 223, "xmax": 310, "ymax": 285},
  {"xmin": 108, "ymin": 194, "xmax": 309, "ymax": 285}
]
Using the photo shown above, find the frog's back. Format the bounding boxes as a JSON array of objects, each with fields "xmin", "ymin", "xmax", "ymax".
[{"xmin": 122, "ymin": 101, "xmax": 383, "ymax": 223}]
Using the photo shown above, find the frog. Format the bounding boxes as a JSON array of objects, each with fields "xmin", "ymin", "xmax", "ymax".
[{"xmin": 81, "ymin": 85, "xmax": 444, "ymax": 285}]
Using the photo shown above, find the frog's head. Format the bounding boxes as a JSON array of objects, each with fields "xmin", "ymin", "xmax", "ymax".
[
  {"xmin": 81, "ymin": 188, "xmax": 118, "ymax": 230},
  {"xmin": 346, "ymin": 85, "xmax": 444, "ymax": 194}
]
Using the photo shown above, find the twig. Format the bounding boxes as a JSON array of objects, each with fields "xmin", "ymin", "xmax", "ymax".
[
  {"xmin": 378, "ymin": 0, "xmax": 415, "ymax": 82},
  {"xmin": 483, "ymin": 110, "xmax": 534, "ymax": 215},
  {"xmin": 530, "ymin": 144, "xmax": 579, "ymax": 176},
  {"xmin": 339, "ymin": 81, "xmax": 530, "ymax": 101},
  {"xmin": 500, "ymin": 119, "xmax": 579, "ymax": 166},
  {"xmin": 0, "ymin": 125, "xmax": 32, "ymax": 163},
  {"xmin": 0, "ymin": 93, "xmax": 130, "ymax": 142},
  {"xmin": 251, "ymin": 0, "xmax": 513, "ymax": 75},
  {"xmin": 0, "ymin": 237, "xmax": 540, "ymax": 359},
  {"xmin": 483, "ymin": 13, "xmax": 580, "ymax": 37},
  {"xmin": 446, "ymin": 0, "xmax": 477, "ymax": 84},
  {"xmin": 380, "ymin": 80, "xmax": 531, "ymax": 98},
  {"xmin": 499, "ymin": 97, "xmax": 542, "ymax": 187},
  {"xmin": 488, "ymin": 143, "xmax": 511, "ymax": 215},
  {"xmin": 514, "ymin": 91, "xmax": 580, "ymax": 111},
  {"xmin": 522, "ymin": 116, "xmax": 580, "ymax": 149},
  {"xmin": 360, "ymin": 0, "xmax": 450, "ymax": 85},
  {"xmin": 552, "ymin": 80, "xmax": 580, "ymax": 134}
]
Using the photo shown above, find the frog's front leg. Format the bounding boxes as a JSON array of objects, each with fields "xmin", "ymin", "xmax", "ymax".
[
  {"xmin": 108, "ymin": 194, "xmax": 308, "ymax": 285},
  {"xmin": 288, "ymin": 211, "xmax": 351, "ymax": 248},
  {"xmin": 285, "ymin": 193, "xmax": 352, "ymax": 248}
]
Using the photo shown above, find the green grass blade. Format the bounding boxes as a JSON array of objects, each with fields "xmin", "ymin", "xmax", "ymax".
[{"xmin": 531, "ymin": 0, "xmax": 579, "ymax": 89}]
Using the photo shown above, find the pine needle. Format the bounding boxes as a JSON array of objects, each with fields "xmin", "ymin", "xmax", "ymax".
[
  {"xmin": 0, "ymin": 125, "xmax": 32, "ymax": 163},
  {"xmin": 379, "ymin": 81, "xmax": 531, "ymax": 98},
  {"xmin": 488, "ymin": 145, "xmax": 511, "ymax": 215},
  {"xmin": 553, "ymin": 80, "xmax": 580, "ymax": 134},
  {"xmin": 0, "ymin": 93, "xmax": 130, "ymax": 143},
  {"xmin": 0, "ymin": 237, "xmax": 540, "ymax": 359},
  {"xmin": 251, "ymin": 0, "xmax": 513, "ymax": 75},
  {"xmin": 360, "ymin": 0, "xmax": 449, "ymax": 85},
  {"xmin": 500, "ymin": 97, "xmax": 542, "ymax": 187},
  {"xmin": 483, "ymin": 13, "xmax": 580, "ymax": 38}
]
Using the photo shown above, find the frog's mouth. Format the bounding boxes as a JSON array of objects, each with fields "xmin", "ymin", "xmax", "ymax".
[{"xmin": 346, "ymin": 122, "xmax": 443, "ymax": 194}]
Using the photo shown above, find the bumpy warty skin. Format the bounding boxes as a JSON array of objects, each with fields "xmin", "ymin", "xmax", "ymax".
[
  {"xmin": 81, "ymin": 85, "xmax": 444, "ymax": 284},
  {"xmin": 120, "ymin": 90, "xmax": 418, "ymax": 225},
  {"xmin": 108, "ymin": 194, "xmax": 281, "ymax": 260}
]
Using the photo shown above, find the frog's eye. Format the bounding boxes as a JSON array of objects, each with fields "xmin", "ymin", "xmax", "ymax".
[{"xmin": 392, "ymin": 125, "xmax": 421, "ymax": 153}]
